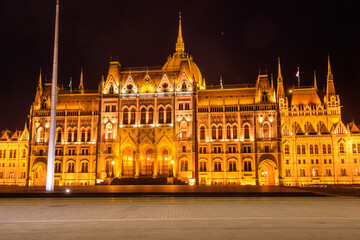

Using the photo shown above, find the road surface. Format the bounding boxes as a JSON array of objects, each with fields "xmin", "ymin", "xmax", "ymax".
[{"xmin": 1, "ymin": 197, "xmax": 360, "ymax": 240}]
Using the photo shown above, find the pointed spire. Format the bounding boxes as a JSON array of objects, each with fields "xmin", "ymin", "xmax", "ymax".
[
  {"xmin": 37, "ymin": 67, "xmax": 43, "ymax": 92},
  {"xmin": 220, "ymin": 76, "xmax": 223, "ymax": 89},
  {"xmin": 326, "ymin": 54, "xmax": 336, "ymax": 97},
  {"xmin": 277, "ymin": 57, "xmax": 283, "ymax": 83},
  {"xmin": 175, "ymin": 12, "xmax": 185, "ymax": 53},
  {"xmin": 270, "ymin": 74, "xmax": 274, "ymax": 90},
  {"xmin": 313, "ymin": 70, "xmax": 317, "ymax": 90},
  {"xmin": 276, "ymin": 57, "xmax": 285, "ymax": 100},
  {"xmin": 79, "ymin": 66, "xmax": 84, "ymax": 94},
  {"xmin": 327, "ymin": 54, "xmax": 333, "ymax": 81}
]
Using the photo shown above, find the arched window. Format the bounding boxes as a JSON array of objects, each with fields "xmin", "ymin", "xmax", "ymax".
[
  {"xmin": 302, "ymin": 145, "xmax": 306, "ymax": 154},
  {"xmin": 200, "ymin": 126, "xmax": 205, "ymax": 140},
  {"xmin": 145, "ymin": 149, "xmax": 153, "ymax": 162},
  {"xmin": 166, "ymin": 107, "xmax": 172, "ymax": 123},
  {"xmin": 218, "ymin": 126, "xmax": 223, "ymax": 139},
  {"xmin": 233, "ymin": 125, "xmax": 237, "ymax": 139},
  {"xmin": 67, "ymin": 162, "xmax": 75, "ymax": 173},
  {"xmin": 244, "ymin": 161, "xmax": 252, "ymax": 172},
  {"xmin": 56, "ymin": 129, "xmax": 62, "ymax": 143},
  {"xmin": 13, "ymin": 150, "xmax": 16, "ymax": 158},
  {"xmin": 55, "ymin": 162, "xmax": 62, "ymax": 173},
  {"xmin": 181, "ymin": 82, "xmax": 187, "ymax": 92},
  {"xmin": 109, "ymin": 85, "xmax": 114, "ymax": 94},
  {"xmin": 244, "ymin": 125, "xmax": 250, "ymax": 139},
  {"xmin": 263, "ymin": 123, "xmax": 270, "ymax": 139},
  {"xmin": 355, "ymin": 168, "xmax": 360, "ymax": 176},
  {"xmin": 22, "ymin": 149, "xmax": 26, "ymax": 158},
  {"xmin": 310, "ymin": 145, "xmax": 314, "ymax": 154},
  {"xmin": 38, "ymin": 127, "xmax": 45, "ymax": 143},
  {"xmin": 86, "ymin": 129, "xmax": 91, "ymax": 142},
  {"xmin": 148, "ymin": 107, "xmax": 154, "ymax": 124},
  {"xmin": 328, "ymin": 144, "xmax": 332, "ymax": 154},
  {"xmin": 123, "ymin": 108, "xmax": 129, "ymax": 124},
  {"xmin": 262, "ymin": 91, "xmax": 268, "ymax": 102},
  {"xmin": 340, "ymin": 143, "xmax": 345, "ymax": 153},
  {"xmin": 180, "ymin": 160, "xmax": 188, "ymax": 171},
  {"xmin": 140, "ymin": 108, "xmax": 146, "ymax": 124},
  {"xmin": 297, "ymin": 145, "xmax": 301, "ymax": 154},
  {"xmin": 226, "ymin": 126, "xmax": 231, "ymax": 139},
  {"xmin": 214, "ymin": 161, "xmax": 222, "ymax": 172},
  {"xmin": 353, "ymin": 144, "xmax": 357, "ymax": 153},
  {"xmin": 228, "ymin": 160, "xmax": 237, "ymax": 172},
  {"xmin": 159, "ymin": 107, "xmax": 164, "ymax": 124},
  {"xmin": 106, "ymin": 123, "xmax": 113, "ymax": 140},
  {"xmin": 81, "ymin": 129, "xmax": 86, "ymax": 142},
  {"xmin": 200, "ymin": 161, "xmax": 207, "ymax": 172},
  {"xmin": 73, "ymin": 129, "xmax": 78, "ymax": 142},
  {"xmin": 9, "ymin": 150, "xmax": 13, "ymax": 158},
  {"xmin": 180, "ymin": 121, "xmax": 188, "ymax": 139},
  {"xmin": 312, "ymin": 168, "xmax": 319, "ymax": 177},
  {"xmin": 81, "ymin": 161, "xmax": 89, "ymax": 173},
  {"xmin": 315, "ymin": 145, "xmax": 319, "ymax": 154},
  {"xmin": 322, "ymin": 144, "xmax": 327, "ymax": 154},
  {"xmin": 284, "ymin": 144, "xmax": 290, "ymax": 154},
  {"xmin": 212, "ymin": 126, "xmax": 217, "ymax": 139},
  {"xmin": 67, "ymin": 129, "xmax": 73, "ymax": 142},
  {"xmin": 130, "ymin": 108, "xmax": 136, "ymax": 124}
]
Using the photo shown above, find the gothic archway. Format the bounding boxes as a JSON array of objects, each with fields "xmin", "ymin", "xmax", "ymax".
[
  {"xmin": 258, "ymin": 160, "xmax": 277, "ymax": 185},
  {"xmin": 32, "ymin": 162, "xmax": 47, "ymax": 186}
]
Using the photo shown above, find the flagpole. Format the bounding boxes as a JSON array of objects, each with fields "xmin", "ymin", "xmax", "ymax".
[
  {"xmin": 297, "ymin": 67, "xmax": 300, "ymax": 87},
  {"xmin": 46, "ymin": 0, "xmax": 60, "ymax": 192}
]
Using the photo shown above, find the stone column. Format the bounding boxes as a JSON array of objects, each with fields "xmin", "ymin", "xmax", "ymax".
[
  {"xmin": 153, "ymin": 151, "xmax": 158, "ymax": 177},
  {"xmin": 135, "ymin": 152, "xmax": 140, "ymax": 177}
]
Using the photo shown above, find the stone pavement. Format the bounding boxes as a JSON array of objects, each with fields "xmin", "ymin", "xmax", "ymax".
[{"xmin": 1, "ymin": 197, "xmax": 360, "ymax": 240}]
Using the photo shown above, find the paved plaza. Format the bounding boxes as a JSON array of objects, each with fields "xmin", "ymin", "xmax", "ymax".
[{"xmin": 1, "ymin": 196, "xmax": 360, "ymax": 240}]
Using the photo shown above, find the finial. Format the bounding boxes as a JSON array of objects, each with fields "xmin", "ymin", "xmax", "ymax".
[
  {"xmin": 79, "ymin": 66, "xmax": 84, "ymax": 93},
  {"xmin": 327, "ymin": 54, "xmax": 333, "ymax": 81},
  {"xmin": 220, "ymin": 76, "xmax": 223, "ymax": 89},
  {"xmin": 271, "ymin": 74, "xmax": 274, "ymax": 89},
  {"xmin": 277, "ymin": 57, "xmax": 283, "ymax": 83},
  {"xmin": 175, "ymin": 11, "xmax": 185, "ymax": 53},
  {"xmin": 38, "ymin": 67, "xmax": 43, "ymax": 89},
  {"xmin": 314, "ymin": 70, "xmax": 317, "ymax": 90}
]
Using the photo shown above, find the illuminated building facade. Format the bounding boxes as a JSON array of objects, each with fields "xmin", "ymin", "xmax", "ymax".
[{"xmin": 0, "ymin": 15, "xmax": 359, "ymax": 186}]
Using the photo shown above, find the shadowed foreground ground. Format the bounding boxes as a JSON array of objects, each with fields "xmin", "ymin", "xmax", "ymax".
[{"xmin": 1, "ymin": 197, "xmax": 360, "ymax": 240}]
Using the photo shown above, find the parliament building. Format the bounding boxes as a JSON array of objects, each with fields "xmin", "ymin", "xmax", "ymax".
[{"xmin": 1, "ymin": 15, "xmax": 360, "ymax": 187}]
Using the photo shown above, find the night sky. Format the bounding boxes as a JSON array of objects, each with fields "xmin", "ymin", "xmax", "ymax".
[{"xmin": 1, "ymin": 0, "xmax": 360, "ymax": 131}]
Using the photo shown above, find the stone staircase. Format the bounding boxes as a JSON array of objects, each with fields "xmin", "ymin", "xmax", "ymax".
[{"xmin": 110, "ymin": 177, "xmax": 186, "ymax": 185}]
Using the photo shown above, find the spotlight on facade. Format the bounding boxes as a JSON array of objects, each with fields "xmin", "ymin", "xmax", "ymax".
[
  {"xmin": 111, "ymin": 160, "xmax": 115, "ymax": 165},
  {"xmin": 189, "ymin": 178, "xmax": 195, "ymax": 186},
  {"xmin": 65, "ymin": 189, "xmax": 71, "ymax": 193}
]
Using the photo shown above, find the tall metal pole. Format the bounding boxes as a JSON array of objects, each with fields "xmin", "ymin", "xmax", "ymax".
[{"xmin": 46, "ymin": 0, "xmax": 60, "ymax": 191}]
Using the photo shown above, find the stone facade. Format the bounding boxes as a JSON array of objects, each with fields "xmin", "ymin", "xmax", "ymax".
[{"xmin": 1, "ymin": 15, "xmax": 359, "ymax": 186}]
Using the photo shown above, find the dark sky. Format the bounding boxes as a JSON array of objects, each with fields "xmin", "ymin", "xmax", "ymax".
[{"xmin": 1, "ymin": 0, "xmax": 360, "ymax": 130}]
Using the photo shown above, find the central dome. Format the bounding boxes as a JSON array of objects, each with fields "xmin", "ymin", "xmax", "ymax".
[{"xmin": 162, "ymin": 12, "xmax": 205, "ymax": 89}]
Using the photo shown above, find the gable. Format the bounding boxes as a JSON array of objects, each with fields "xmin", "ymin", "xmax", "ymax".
[
  {"xmin": 176, "ymin": 72, "xmax": 192, "ymax": 92},
  {"xmin": 122, "ymin": 74, "xmax": 138, "ymax": 94},
  {"xmin": 104, "ymin": 75, "xmax": 119, "ymax": 94},
  {"xmin": 157, "ymin": 73, "xmax": 174, "ymax": 93}
]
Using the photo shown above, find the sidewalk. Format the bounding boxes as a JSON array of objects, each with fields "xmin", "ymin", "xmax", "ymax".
[{"xmin": 0, "ymin": 185, "xmax": 327, "ymax": 198}]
